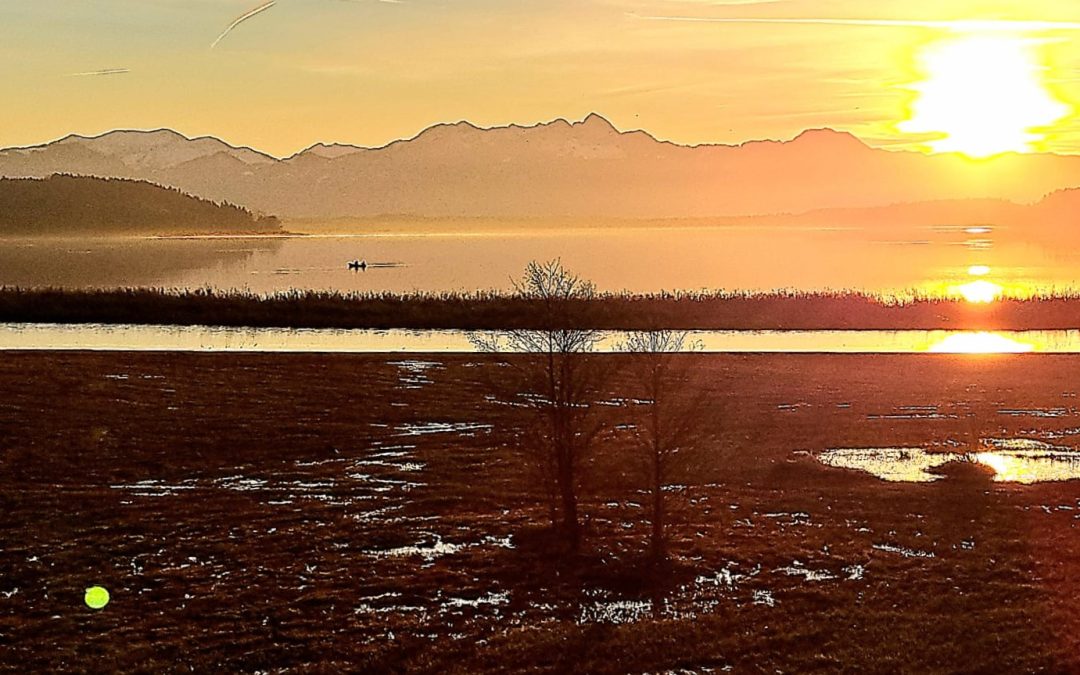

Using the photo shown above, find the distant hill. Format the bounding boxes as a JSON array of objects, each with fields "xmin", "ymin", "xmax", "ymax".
[
  {"xmin": 729, "ymin": 190, "xmax": 1079, "ymax": 235},
  {"xmin": 0, "ymin": 175, "xmax": 281, "ymax": 236},
  {"xmin": 1033, "ymin": 187, "xmax": 1080, "ymax": 218},
  {"xmin": 2, "ymin": 116, "xmax": 1080, "ymax": 220}
]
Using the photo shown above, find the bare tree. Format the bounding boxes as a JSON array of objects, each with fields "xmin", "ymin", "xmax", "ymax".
[
  {"xmin": 472, "ymin": 260, "xmax": 606, "ymax": 552},
  {"xmin": 618, "ymin": 330, "xmax": 708, "ymax": 561}
]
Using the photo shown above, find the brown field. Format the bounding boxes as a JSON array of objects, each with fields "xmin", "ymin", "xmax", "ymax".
[{"xmin": 4, "ymin": 353, "xmax": 1080, "ymax": 672}]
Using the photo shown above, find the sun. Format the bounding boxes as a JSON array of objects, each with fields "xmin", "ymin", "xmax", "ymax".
[
  {"xmin": 899, "ymin": 33, "xmax": 1070, "ymax": 158},
  {"xmin": 952, "ymin": 279, "xmax": 1003, "ymax": 303}
]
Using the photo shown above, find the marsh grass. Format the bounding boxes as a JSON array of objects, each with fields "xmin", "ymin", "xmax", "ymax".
[{"xmin": 5, "ymin": 286, "xmax": 1080, "ymax": 329}]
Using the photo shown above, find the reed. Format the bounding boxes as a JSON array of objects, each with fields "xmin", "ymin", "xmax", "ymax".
[{"xmin": 3, "ymin": 286, "xmax": 1080, "ymax": 329}]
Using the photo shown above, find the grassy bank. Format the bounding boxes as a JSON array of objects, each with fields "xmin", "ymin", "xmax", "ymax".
[{"xmin": 5, "ymin": 286, "xmax": 1080, "ymax": 329}]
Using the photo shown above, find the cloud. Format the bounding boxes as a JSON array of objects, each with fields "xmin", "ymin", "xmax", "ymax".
[
  {"xmin": 211, "ymin": 0, "xmax": 277, "ymax": 50},
  {"xmin": 629, "ymin": 15, "xmax": 1080, "ymax": 32},
  {"xmin": 65, "ymin": 68, "xmax": 131, "ymax": 77}
]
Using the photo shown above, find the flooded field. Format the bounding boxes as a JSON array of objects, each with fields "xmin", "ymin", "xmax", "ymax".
[
  {"xmin": 6, "ymin": 353, "xmax": 1080, "ymax": 672},
  {"xmin": 818, "ymin": 439, "xmax": 1080, "ymax": 483}
]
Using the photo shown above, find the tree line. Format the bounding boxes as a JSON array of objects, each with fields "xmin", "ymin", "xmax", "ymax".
[{"xmin": 0, "ymin": 175, "xmax": 281, "ymax": 235}]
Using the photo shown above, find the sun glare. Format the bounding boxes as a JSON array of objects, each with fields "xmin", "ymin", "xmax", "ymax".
[
  {"xmin": 954, "ymin": 279, "xmax": 1003, "ymax": 303},
  {"xmin": 899, "ymin": 33, "xmax": 1070, "ymax": 158},
  {"xmin": 971, "ymin": 452, "xmax": 1030, "ymax": 482},
  {"xmin": 927, "ymin": 332, "xmax": 1035, "ymax": 354}
]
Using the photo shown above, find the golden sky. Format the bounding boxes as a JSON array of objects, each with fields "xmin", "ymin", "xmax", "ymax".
[{"xmin": 3, "ymin": 0, "xmax": 1080, "ymax": 157}]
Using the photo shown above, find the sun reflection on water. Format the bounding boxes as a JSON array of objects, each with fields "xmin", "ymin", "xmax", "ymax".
[
  {"xmin": 817, "ymin": 447, "xmax": 957, "ymax": 483},
  {"xmin": 972, "ymin": 449, "xmax": 1080, "ymax": 484},
  {"xmin": 818, "ymin": 442, "xmax": 1080, "ymax": 484},
  {"xmin": 971, "ymin": 452, "xmax": 1031, "ymax": 483},
  {"xmin": 926, "ymin": 332, "xmax": 1035, "ymax": 353}
]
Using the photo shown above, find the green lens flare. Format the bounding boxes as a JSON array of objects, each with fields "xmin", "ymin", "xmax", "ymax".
[{"xmin": 84, "ymin": 586, "xmax": 110, "ymax": 609}]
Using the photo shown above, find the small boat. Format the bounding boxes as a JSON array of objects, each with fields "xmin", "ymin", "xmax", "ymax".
[{"xmin": 348, "ymin": 260, "xmax": 368, "ymax": 271}]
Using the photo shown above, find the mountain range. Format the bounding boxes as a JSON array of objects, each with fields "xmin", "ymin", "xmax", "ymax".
[{"xmin": 2, "ymin": 114, "xmax": 1079, "ymax": 221}]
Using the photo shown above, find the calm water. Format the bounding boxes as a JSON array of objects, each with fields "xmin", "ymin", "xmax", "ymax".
[
  {"xmin": 2, "ymin": 223, "xmax": 1078, "ymax": 295},
  {"xmin": 817, "ymin": 440, "xmax": 1080, "ymax": 484},
  {"xmin": 4, "ymin": 324, "xmax": 1080, "ymax": 353}
]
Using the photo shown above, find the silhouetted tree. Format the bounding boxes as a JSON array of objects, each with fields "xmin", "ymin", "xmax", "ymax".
[
  {"xmin": 618, "ymin": 330, "xmax": 708, "ymax": 561},
  {"xmin": 472, "ymin": 260, "xmax": 606, "ymax": 552}
]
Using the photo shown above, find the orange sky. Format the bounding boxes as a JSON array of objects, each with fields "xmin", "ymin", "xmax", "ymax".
[{"xmin": 2, "ymin": 0, "xmax": 1080, "ymax": 156}]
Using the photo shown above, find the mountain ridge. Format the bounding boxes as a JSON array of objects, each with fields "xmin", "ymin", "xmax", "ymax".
[
  {"xmin": 0, "ymin": 116, "xmax": 881, "ymax": 161},
  {"xmin": 1, "ymin": 115, "xmax": 1078, "ymax": 219}
]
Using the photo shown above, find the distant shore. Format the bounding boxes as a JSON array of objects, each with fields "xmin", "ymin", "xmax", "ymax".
[{"xmin": 3, "ymin": 287, "xmax": 1080, "ymax": 330}]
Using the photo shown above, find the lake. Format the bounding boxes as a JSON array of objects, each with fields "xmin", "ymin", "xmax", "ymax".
[{"xmin": 2, "ymin": 222, "xmax": 1078, "ymax": 296}]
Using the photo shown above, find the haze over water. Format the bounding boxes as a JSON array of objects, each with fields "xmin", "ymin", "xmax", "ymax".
[{"xmin": 3, "ymin": 222, "xmax": 1078, "ymax": 297}]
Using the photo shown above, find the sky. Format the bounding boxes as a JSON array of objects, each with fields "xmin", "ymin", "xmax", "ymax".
[{"xmin": 3, "ymin": 0, "xmax": 1080, "ymax": 157}]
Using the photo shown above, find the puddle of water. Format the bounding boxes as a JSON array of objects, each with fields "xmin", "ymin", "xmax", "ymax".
[
  {"xmin": 817, "ymin": 440, "xmax": 1080, "ymax": 484},
  {"xmin": 696, "ymin": 567, "xmax": 745, "ymax": 591},
  {"xmin": 818, "ymin": 447, "xmax": 962, "ymax": 483},
  {"xmin": 873, "ymin": 543, "xmax": 936, "ymax": 559},
  {"xmin": 775, "ymin": 563, "xmax": 836, "ymax": 582},
  {"xmin": 752, "ymin": 589, "xmax": 776, "ymax": 607},
  {"xmin": 998, "ymin": 408, "xmax": 1070, "ymax": 418},
  {"xmin": 372, "ymin": 535, "xmax": 465, "ymax": 561},
  {"xmin": 579, "ymin": 599, "xmax": 653, "ymax": 624},
  {"xmin": 867, "ymin": 412, "xmax": 955, "ymax": 420},
  {"xmin": 388, "ymin": 360, "xmax": 443, "ymax": 388},
  {"xmin": 482, "ymin": 534, "xmax": 515, "ymax": 550},
  {"xmin": 395, "ymin": 422, "xmax": 494, "ymax": 437},
  {"xmin": 111, "ymin": 445, "xmax": 428, "ymax": 509},
  {"xmin": 843, "ymin": 564, "xmax": 866, "ymax": 580},
  {"xmin": 445, "ymin": 591, "xmax": 510, "ymax": 609}
]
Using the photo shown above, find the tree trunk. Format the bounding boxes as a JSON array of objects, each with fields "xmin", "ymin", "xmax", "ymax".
[{"xmin": 547, "ymin": 477, "xmax": 559, "ymax": 529}]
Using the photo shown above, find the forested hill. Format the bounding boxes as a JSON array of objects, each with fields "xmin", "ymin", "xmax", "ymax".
[{"xmin": 0, "ymin": 175, "xmax": 281, "ymax": 235}]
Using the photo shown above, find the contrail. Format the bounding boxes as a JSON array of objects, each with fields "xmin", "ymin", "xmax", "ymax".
[
  {"xmin": 211, "ymin": 0, "xmax": 277, "ymax": 49},
  {"xmin": 630, "ymin": 15, "xmax": 1080, "ymax": 32},
  {"xmin": 674, "ymin": 0, "xmax": 788, "ymax": 4},
  {"xmin": 66, "ymin": 68, "xmax": 130, "ymax": 77}
]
